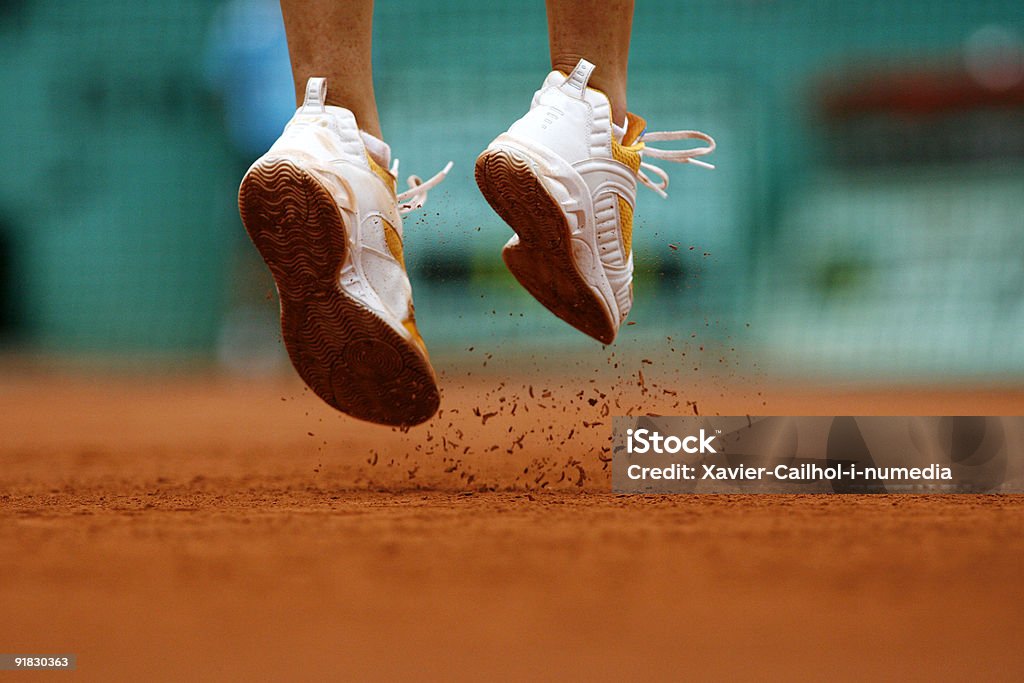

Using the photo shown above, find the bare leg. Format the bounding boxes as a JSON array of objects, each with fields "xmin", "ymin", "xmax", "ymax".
[
  {"xmin": 279, "ymin": 0, "xmax": 382, "ymax": 138},
  {"xmin": 546, "ymin": 0, "xmax": 633, "ymax": 125}
]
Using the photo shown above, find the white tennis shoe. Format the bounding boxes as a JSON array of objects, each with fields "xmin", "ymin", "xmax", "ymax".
[
  {"xmin": 475, "ymin": 59, "xmax": 715, "ymax": 343},
  {"xmin": 239, "ymin": 77, "xmax": 451, "ymax": 426}
]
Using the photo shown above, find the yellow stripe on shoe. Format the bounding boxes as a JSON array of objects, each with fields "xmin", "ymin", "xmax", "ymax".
[
  {"xmin": 365, "ymin": 151, "xmax": 397, "ymax": 194},
  {"xmin": 611, "ymin": 112, "xmax": 646, "ymax": 173},
  {"xmin": 381, "ymin": 218, "xmax": 406, "ymax": 270}
]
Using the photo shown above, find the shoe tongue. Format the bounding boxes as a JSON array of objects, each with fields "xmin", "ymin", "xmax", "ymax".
[
  {"xmin": 620, "ymin": 113, "xmax": 647, "ymax": 146},
  {"xmin": 611, "ymin": 118, "xmax": 627, "ymax": 143},
  {"xmin": 359, "ymin": 131, "xmax": 392, "ymax": 169}
]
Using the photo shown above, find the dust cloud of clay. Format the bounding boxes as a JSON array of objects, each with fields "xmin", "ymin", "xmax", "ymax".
[
  {"xmin": 289, "ymin": 208, "xmax": 765, "ymax": 492},
  {"xmin": 294, "ymin": 322, "xmax": 764, "ymax": 493}
]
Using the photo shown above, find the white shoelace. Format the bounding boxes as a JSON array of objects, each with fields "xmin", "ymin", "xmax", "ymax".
[
  {"xmin": 384, "ymin": 128, "xmax": 712, "ymax": 212},
  {"xmin": 393, "ymin": 160, "xmax": 454, "ymax": 215},
  {"xmin": 637, "ymin": 130, "xmax": 716, "ymax": 199}
]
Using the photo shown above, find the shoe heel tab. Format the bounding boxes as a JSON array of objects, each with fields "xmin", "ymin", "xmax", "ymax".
[
  {"xmin": 559, "ymin": 59, "xmax": 595, "ymax": 98},
  {"xmin": 301, "ymin": 77, "xmax": 327, "ymax": 113}
]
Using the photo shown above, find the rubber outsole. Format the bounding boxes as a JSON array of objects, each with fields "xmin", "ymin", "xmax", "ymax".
[
  {"xmin": 475, "ymin": 148, "xmax": 617, "ymax": 344},
  {"xmin": 238, "ymin": 159, "xmax": 440, "ymax": 426}
]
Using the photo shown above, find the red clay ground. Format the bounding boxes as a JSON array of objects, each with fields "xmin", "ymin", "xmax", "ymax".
[{"xmin": 2, "ymin": 369, "xmax": 1023, "ymax": 680}]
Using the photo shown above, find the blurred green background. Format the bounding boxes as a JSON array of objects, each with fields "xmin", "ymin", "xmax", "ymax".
[{"xmin": 1, "ymin": 0, "xmax": 1021, "ymax": 380}]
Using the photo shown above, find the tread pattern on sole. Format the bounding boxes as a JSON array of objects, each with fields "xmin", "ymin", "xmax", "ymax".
[
  {"xmin": 239, "ymin": 159, "xmax": 439, "ymax": 426},
  {"xmin": 475, "ymin": 149, "xmax": 617, "ymax": 344}
]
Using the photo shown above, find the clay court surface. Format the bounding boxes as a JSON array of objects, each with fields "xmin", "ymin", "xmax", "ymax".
[{"xmin": 2, "ymin": 367, "xmax": 1023, "ymax": 680}]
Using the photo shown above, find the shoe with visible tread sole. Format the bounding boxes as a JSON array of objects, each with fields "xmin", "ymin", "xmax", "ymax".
[
  {"xmin": 475, "ymin": 147, "xmax": 616, "ymax": 343},
  {"xmin": 238, "ymin": 77, "xmax": 452, "ymax": 426},
  {"xmin": 476, "ymin": 58, "xmax": 715, "ymax": 344}
]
